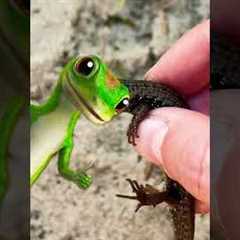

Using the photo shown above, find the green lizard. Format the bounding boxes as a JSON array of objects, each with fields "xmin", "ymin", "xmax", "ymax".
[
  {"xmin": 31, "ymin": 55, "xmax": 130, "ymax": 188},
  {"xmin": 31, "ymin": 54, "xmax": 195, "ymax": 239}
]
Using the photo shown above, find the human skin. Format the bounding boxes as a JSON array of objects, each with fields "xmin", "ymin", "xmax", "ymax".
[{"xmin": 135, "ymin": 20, "xmax": 210, "ymax": 213}]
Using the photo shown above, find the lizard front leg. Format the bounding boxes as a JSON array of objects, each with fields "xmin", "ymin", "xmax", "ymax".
[
  {"xmin": 126, "ymin": 103, "xmax": 150, "ymax": 145},
  {"xmin": 57, "ymin": 112, "xmax": 92, "ymax": 189},
  {"xmin": 117, "ymin": 178, "xmax": 195, "ymax": 240},
  {"xmin": 116, "ymin": 179, "xmax": 178, "ymax": 212}
]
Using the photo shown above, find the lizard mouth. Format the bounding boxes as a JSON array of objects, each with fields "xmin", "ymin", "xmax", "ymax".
[{"xmin": 64, "ymin": 73, "xmax": 105, "ymax": 123}]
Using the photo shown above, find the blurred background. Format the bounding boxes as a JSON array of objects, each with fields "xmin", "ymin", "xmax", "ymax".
[
  {"xmin": 31, "ymin": 0, "xmax": 209, "ymax": 239},
  {"xmin": 0, "ymin": 1, "xmax": 29, "ymax": 239}
]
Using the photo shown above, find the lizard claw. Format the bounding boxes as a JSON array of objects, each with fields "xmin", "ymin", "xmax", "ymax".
[
  {"xmin": 127, "ymin": 122, "xmax": 139, "ymax": 146},
  {"xmin": 127, "ymin": 107, "xmax": 150, "ymax": 146},
  {"xmin": 83, "ymin": 159, "xmax": 96, "ymax": 171},
  {"xmin": 126, "ymin": 178, "xmax": 141, "ymax": 192},
  {"xmin": 135, "ymin": 203, "xmax": 144, "ymax": 212}
]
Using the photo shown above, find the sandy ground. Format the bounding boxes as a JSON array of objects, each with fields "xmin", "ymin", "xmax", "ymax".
[{"xmin": 31, "ymin": 1, "xmax": 210, "ymax": 239}]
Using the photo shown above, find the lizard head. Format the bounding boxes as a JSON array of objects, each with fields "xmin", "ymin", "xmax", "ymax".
[{"xmin": 62, "ymin": 55, "xmax": 130, "ymax": 124}]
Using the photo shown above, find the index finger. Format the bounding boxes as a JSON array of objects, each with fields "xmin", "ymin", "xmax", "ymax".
[{"xmin": 145, "ymin": 20, "xmax": 210, "ymax": 97}]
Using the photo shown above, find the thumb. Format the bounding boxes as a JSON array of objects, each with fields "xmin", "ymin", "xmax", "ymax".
[{"xmin": 135, "ymin": 108, "xmax": 209, "ymax": 211}]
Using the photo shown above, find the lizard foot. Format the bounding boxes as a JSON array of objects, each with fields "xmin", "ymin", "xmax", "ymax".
[
  {"xmin": 116, "ymin": 178, "xmax": 169, "ymax": 212},
  {"xmin": 127, "ymin": 117, "xmax": 139, "ymax": 146},
  {"xmin": 73, "ymin": 171, "xmax": 92, "ymax": 189},
  {"xmin": 127, "ymin": 106, "xmax": 150, "ymax": 146}
]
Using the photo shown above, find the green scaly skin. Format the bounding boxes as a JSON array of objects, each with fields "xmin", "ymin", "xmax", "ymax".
[{"xmin": 31, "ymin": 55, "xmax": 130, "ymax": 189}]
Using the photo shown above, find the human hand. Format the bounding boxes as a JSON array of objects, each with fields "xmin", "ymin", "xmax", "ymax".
[{"xmin": 135, "ymin": 20, "xmax": 210, "ymax": 213}]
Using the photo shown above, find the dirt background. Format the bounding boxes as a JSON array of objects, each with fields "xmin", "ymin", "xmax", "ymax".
[{"xmin": 31, "ymin": 1, "xmax": 210, "ymax": 239}]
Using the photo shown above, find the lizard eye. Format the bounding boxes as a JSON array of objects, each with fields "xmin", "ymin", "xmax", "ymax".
[
  {"xmin": 115, "ymin": 98, "xmax": 129, "ymax": 113},
  {"xmin": 75, "ymin": 57, "xmax": 95, "ymax": 76}
]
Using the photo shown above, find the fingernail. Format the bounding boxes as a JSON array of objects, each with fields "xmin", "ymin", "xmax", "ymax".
[{"xmin": 137, "ymin": 117, "xmax": 169, "ymax": 166}]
